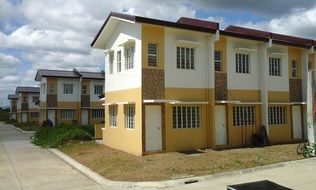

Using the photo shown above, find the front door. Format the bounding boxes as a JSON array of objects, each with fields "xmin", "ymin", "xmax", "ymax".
[
  {"xmin": 81, "ymin": 110, "xmax": 89, "ymax": 125},
  {"xmin": 22, "ymin": 113, "xmax": 27, "ymax": 123},
  {"xmin": 292, "ymin": 106, "xmax": 302, "ymax": 139},
  {"xmin": 216, "ymin": 105, "xmax": 227, "ymax": 145},
  {"xmin": 47, "ymin": 110, "xmax": 56, "ymax": 126},
  {"xmin": 145, "ymin": 105, "xmax": 162, "ymax": 152}
]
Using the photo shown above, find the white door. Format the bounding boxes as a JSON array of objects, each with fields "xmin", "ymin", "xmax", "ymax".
[
  {"xmin": 216, "ymin": 105, "xmax": 227, "ymax": 145},
  {"xmin": 292, "ymin": 106, "xmax": 302, "ymax": 139},
  {"xmin": 81, "ymin": 110, "xmax": 89, "ymax": 125},
  {"xmin": 22, "ymin": 113, "xmax": 27, "ymax": 123},
  {"xmin": 47, "ymin": 110, "xmax": 56, "ymax": 127},
  {"xmin": 12, "ymin": 113, "xmax": 16, "ymax": 120},
  {"xmin": 145, "ymin": 105, "xmax": 162, "ymax": 152}
]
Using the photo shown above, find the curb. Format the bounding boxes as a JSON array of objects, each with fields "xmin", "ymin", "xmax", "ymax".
[{"xmin": 48, "ymin": 148, "xmax": 314, "ymax": 188}]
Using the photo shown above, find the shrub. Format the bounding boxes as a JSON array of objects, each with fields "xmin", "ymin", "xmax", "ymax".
[
  {"xmin": 33, "ymin": 124, "xmax": 93, "ymax": 148},
  {"xmin": 6, "ymin": 119, "xmax": 17, "ymax": 124},
  {"xmin": 80, "ymin": 125, "xmax": 95, "ymax": 136},
  {"xmin": 0, "ymin": 111, "xmax": 9, "ymax": 122}
]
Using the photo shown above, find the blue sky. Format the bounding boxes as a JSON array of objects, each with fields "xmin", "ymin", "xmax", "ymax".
[{"xmin": 1, "ymin": 0, "xmax": 316, "ymax": 107}]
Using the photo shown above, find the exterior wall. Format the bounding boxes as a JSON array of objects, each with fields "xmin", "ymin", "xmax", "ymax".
[
  {"xmin": 40, "ymin": 77, "xmax": 47, "ymax": 102},
  {"xmin": 90, "ymin": 80, "xmax": 104, "ymax": 101},
  {"xmin": 103, "ymin": 88, "xmax": 142, "ymax": 156},
  {"xmin": 28, "ymin": 93, "xmax": 39, "ymax": 109},
  {"xmin": 57, "ymin": 78, "xmax": 80, "ymax": 102},
  {"xmin": 104, "ymin": 22, "xmax": 142, "ymax": 92}
]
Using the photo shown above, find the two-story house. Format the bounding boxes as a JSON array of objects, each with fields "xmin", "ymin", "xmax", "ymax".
[
  {"xmin": 13, "ymin": 87, "xmax": 40, "ymax": 123},
  {"xmin": 91, "ymin": 12, "xmax": 315, "ymax": 156},
  {"xmin": 34, "ymin": 69, "xmax": 105, "ymax": 126},
  {"xmin": 7, "ymin": 94, "xmax": 19, "ymax": 120}
]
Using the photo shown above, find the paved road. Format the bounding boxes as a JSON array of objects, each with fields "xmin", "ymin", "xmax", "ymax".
[{"xmin": 1, "ymin": 121, "xmax": 316, "ymax": 190}]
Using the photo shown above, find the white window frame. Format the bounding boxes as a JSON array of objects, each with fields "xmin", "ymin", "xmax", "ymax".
[
  {"xmin": 61, "ymin": 109, "xmax": 75, "ymax": 120},
  {"xmin": 172, "ymin": 106, "xmax": 200, "ymax": 129},
  {"xmin": 148, "ymin": 43, "xmax": 158, "ymax": 67},
  {"xmin": 125, "ymin": 105, "xmax": 135, "ymax": 129},
  {"xmin": 268, "ymin": 106, "xmax": 286, "ymax": 125},
  {"xmin": 176, "ymin": 46, "xmax": 195, "ymax": 70},
  {"xmin": 233, "ymin": 106, "xmax": 256, "ymax": 127},
  {"xmin": 63, "ymin": 84, "xmax": 73, "ymax": 94},
  {"xmin": 109, "ymin": 52, "xmax": 114, "ymax": 74},
  {"xmin": 235, "ymin": 53, "xmax": 250, "ymax": 74},
  {"xmin": 94, "ymin": 85, "xmax": 103, "ymax": 95},
  {"xmin": 117, "ymin": 50, "xmax": 122, "ymax": 72},
  {"xmin": 291, "ymin": 60, "xmax": 297, "ymax": 78},
  {"xmin": 92, "ymin": 109, "xmax": 104, "ymax": 119},
  {"xmin": 269, "ymin": 57, "xmax": 281, "ymax": 76},
  {"xmin": 214, "ymin": 51, "xmax": 222, "ymax": 72},
  {"xmin": 125, "ymin": 45, "xmax": 134, "ymax": 70},
  {"xmin": 109, "ymin": 105, "xmax": 117, "ymax": 127}
]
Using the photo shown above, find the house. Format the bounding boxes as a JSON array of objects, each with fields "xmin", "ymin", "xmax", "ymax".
[
  {"xmin": 34, "ymin": 69, "xmax": 105, "ymax": 126},
  {"xmin": 13, "ymin": 87, "xmax": 40, "ymax": 123},
  {"xmin": 91, "ymin": 12, "xmax": 315, "ymax": 156},
  {"xmin": 7, "ymin": 94, "xmax": 19, "ymax": 120}
]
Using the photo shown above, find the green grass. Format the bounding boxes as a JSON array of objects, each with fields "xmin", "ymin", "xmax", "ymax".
[
  {"xmin": 14, "ymin": 121, "xmax": 40, "ymax": 131},
  {"xmin": 33, "ymin": 123, "xmax": 93, "ymax": 148},
  {"xmin": 0, "ymin": 111, "xmax": 9, "ymax": 122}
]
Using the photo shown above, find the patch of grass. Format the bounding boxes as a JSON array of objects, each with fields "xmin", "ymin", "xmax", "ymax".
[
  {"xmin": 60, "ymin": 142, "xmax": 303, "ymax": 181},
  {"xmin": 0, "ymin": 111, "xmax": 9, "ymax": 122},
  {"xmin": 14, "ymin": 121, "xmax": 41, "ymax": 131},
  {"xmin": 33, "ymin": 124, "xmax": 92, "ymax": 148}
]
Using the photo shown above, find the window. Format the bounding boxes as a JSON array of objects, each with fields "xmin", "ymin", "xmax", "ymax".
[
  {"xmin": 63, "ymin": 84, "xmax": 73, "ymax": 94},
  {"xmin": 48, "ymin": 83, "xmax": 55, "ymax": 94},
  {"xmin": 268, "ymin": 106, "xmax": 286, "ymax": 125},
  {"xmin": 92, "ymin": 109, "xmax": 104, "ymax": 119},
  {"xmin": 214, "ymin": 51, "xmax": 222, "ymax": 72},
  {"xmin": 109, "ymin": 106, "xmax": 118, "ymax": 127},
  {"xmin": 269, "ymin": 57, "xmax": 281, "ymax": 76},
  {"xmin": 176, "ymin": 46, "xmax": 195, "ymax": 70},
  {"xmin": 30, "ymin": 112, "xmax": 39, "ymax": 118},
  {"xmin": 82, "ymin": 85, "xmax": 87, "ymax": 95},
  {"xmin": 125, "ymin": 45, "xmax": 134, "ymax": 70},
  {"xmin": 109, "ymin": 52, "xmax": 114, "ymax": 74},
  {"xmin": 291, "ymin": 60, "xmax": 297, "ymax": 78},
  {"xmin": 61, "ymin": 109, "xmax": 74, "ymax": 120},
  {"xmin": 233, "ymin": 106, "xmax": 255, "ymax": 126},
  {"xmin": 236, "ymin": 53, "xmax": 250, "ymax": 73},
  {"xmin": 148, "ymin": 43, "xmax": 158, "ymax": 67},
  {"xmin": 23, "ymin": 96, "xmax": 27, "ymax": 103},
  {"xmin": 125, "ymin": 105, "xmax": 135, "ymax": 129},
  {"xmin": 32, "ymin": 96, "xmax": 39, "ymax": 103},
  {"xmin": 172, "ymin": 106, "xmax": 200, "ymax": 129},
  {"xmin": 94, "ymin": 85, "xmax": 103, "ymax": 95},
  {"xmin": 117, "ymin": 51, "xmax": 121, "ymax": 72}
]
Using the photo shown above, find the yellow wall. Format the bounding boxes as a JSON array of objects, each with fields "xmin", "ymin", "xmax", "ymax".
[
  {"xmin": 142, "ymin": 24, "xmax": 165, "ymax": 70},
  {"xmin": 288, "ymin": 47, "xmax": 302, "ymax": 79},
  {"xmin": 215, "ymin": 36, "xmax": 227, "ymax": 73},
  {"xmin": 228, "ymin": 90, "xmax": 260, "ymax": 102},
  {"xmin": 268, "ymin": 91, "xmax": 289, "ymax": 102},
  {"xmin": 47, "ymin": 77, "xmax": 58, "ymax": 94},
  {"xmin": 103, "ymin": 88, "xmax": 142, "ymax": 156},
  {"xmin": 95, "ymin": 124, "xmax": 103, "ymax": 139}
]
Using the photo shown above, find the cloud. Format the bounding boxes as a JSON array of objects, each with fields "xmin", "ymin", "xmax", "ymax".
[{"xmin": 0, "ymin": 52, "xmax": 20, "ymax": 78}]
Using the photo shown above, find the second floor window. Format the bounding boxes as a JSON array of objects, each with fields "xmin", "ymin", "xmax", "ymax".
[
  {"xmin": 148, "ymin": 43, "xmax": 158, "ymax": 67},
  {"xmin": 176, "ymin": 46, "xmax": 195, "ymax": 70},
  {"xmin": 291, "ymin": 60, "xmax": 297, "ymax": 78},
  {"xmin": 269, "ymin": 57, "xmax": 281, "ymax": 76},
  {"xmin": 109, "ymin": 52, "xmax": 114, "ymax": 74},
  {"xmin": 236, "ymin": 53, "xmax": 250, "ymax": 73},
  {"xmin": 214, "ymin": 51, "xmax": 222, "ymax": 72},
  {"xmin": 94, "ymin": 85, "xmax": 103, "ymax": 95},
  {"xmin": 32, "ymin": 96, "xmax": 39, "ymax": 103},
  {"xmin": 125, "ymin": 45, "xmax": 134, "ymax": 70},
  {"xmin": 23, "ymin": 96, "xmax": 27, "ymax": 103},
  {"xmin": 48, "ymin": 83, "xmax": 55, "ymax": 94},
  {"xmin": 82, "ymin": 85, "xmax": 87, "ymax": 95},
  {"xmin": 63, "ymin": 84, "xmax": 73, "ymax": 94},
  {"xmin": 117, "ymin": 51, "xmax": 121, "ymax": 72}
]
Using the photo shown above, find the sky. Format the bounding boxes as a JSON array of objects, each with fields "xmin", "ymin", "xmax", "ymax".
[{"xmin": 1, "ymin": 0, "xmax": 316, "ymax": 107}]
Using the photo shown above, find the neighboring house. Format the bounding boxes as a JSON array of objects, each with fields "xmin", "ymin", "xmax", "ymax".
[
  {"xmin": 7, "ymin": 94, "xmax": 19, "ymax": 120},
  {"xmin": 91, "ymin": 12, "xmax": 315, "ymax": 156},
  {"xmin": 14, "ymin": 87, "xmax": 40, "ymax": 123},
  {"xmin": 34, "ymin": 69, "xmax": 105, "ymax": 126}
]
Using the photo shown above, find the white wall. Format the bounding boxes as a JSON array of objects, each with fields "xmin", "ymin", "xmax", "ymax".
[
  {"xmin": 57, "ymin": 78, "xmax": 79, "ymax": 102},
  {"xmin": 17, "ymin": 93, "xmax": 21, "ymax": 110},
  {"xmin": 227, "ymin": 37, "xmax": 260, "ymax": 90},
  {"xmin": 267, "ymin": 45, "xmax": 289, "ymax": 91},
  {"xmin": 28, "ymin": 93, "xmax": 40, "ymax": 109},
  {"xmin": 104, "ymin": 21, "xmax": 142, "ymax": 92},
  {"xmin": 164, "ymin": 28, "xmax": 212, "ymax": 88},
  {"xmin": 90, "ymin": 80, "xmax": 104, "ymax": 102},
  {"xmin": 40, "ymin": 77, "xmax": 47, "ymax": 102}
]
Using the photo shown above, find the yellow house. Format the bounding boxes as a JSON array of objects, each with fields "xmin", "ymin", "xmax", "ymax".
[
  {"xmin": 34, "ymin": 69, "xmax": 105, "ymax": 126},
  {"xmin": 7, "ymin": 94, "xmax": 19, "ymax": 120},
  {"xmin": 91, "ymin": 12, "xmax": 315, "ymax": 156}
]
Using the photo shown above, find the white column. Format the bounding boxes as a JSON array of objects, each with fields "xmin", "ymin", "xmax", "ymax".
[
  {"xmin": 259, "ymin": 44, "xmax": 269, "ymax": 135},
  {"xmin": 301, "ymin": 50, "xmax": 311, "ymax": 141}
]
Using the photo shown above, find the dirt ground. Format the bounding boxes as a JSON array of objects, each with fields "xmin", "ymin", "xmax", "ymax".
[{"xmin": 59, "ymin": 142, "xmax": 303, "ymax": 181}]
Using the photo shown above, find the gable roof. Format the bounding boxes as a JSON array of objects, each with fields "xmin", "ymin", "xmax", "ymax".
[
  {"xmin": 15, "ymin": 86, "xmax": 40, "ymax": 94},
  {"xmin": 35, "ymin": 69, "xmax": 105, "ymax": 81},
  {"xmin": 91, "ymin": 12, "xmax": 219, "ymax": 48},
  {"xmin": 222, "ymin": 25, "xmax": 314, "ymax": 49},
  {"xmin": 8, "ymin": 94, "xmax": 19, "ymax": 100}
]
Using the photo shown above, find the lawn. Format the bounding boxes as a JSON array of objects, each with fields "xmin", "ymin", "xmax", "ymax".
[
  {"xmin": 59, "ymin": 142, "xmax": 303, "ymax": 181},
  {"xmin": 0, "ymin": 111, "xmax": 9, "ymax": 122}
]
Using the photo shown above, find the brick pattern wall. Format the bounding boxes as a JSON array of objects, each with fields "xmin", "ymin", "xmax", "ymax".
[
  {"xmin": 81, "ymin": 95, "xmax": 90, "ymax": 107},
  {"xmin": 47, "ymin": 94, "xmax": 57, "ymax": 107},
  {"xmin": 289, "ymin": 78, "xmax": 302, "ymax": 102},
  {"xmin": 21, "ymin": 103, "xmax": 28, "ymax": 111},
  {"xmin": 142, "ymin": 69, "xmax": 165, "ymax": 100},
  {"xmin": 215, "ymin": 72, "xmax": 228, "ymax": 101}
]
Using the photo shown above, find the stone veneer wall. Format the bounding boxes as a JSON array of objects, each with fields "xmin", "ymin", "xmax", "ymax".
[
  {"xmin": 289, "ymin": 78, "xmax": 302, "ymax": 102},
  {"xmin": 215, "ymin": 72, "xmax": 228, "ymax": 101},
  {"xmin": 142, "ymin": 69, "xmax": 165, "ymax": 100}
]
